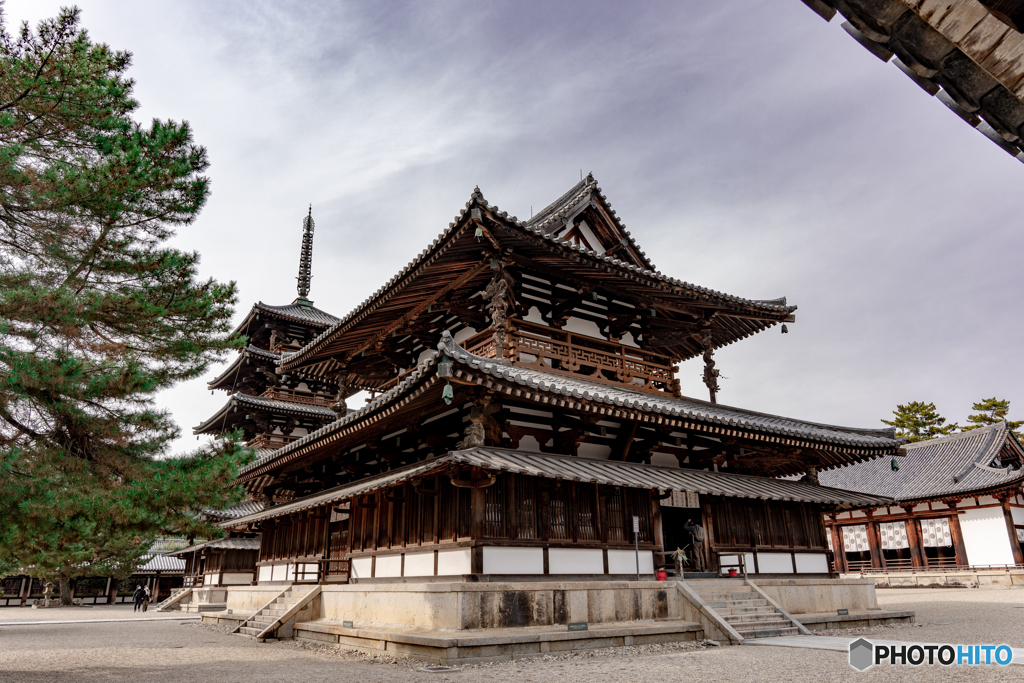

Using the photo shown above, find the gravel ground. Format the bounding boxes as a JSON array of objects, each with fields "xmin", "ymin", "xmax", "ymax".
[
  {"xmin": 0, "ymin": 603, "xmax": 167, "ymax": 622},
  {"xmin": 0, "ymin": 588, "xmax": 1021, "ymax": 682}
]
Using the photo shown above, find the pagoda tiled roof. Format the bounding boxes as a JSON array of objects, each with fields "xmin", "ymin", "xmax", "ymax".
[
  {"xmin": 207, "ymin": 345, "xmax": 281, "ymax": 390},
  {"xmin": 817, "ymin": 422, "xmax": 1024, "ymax": 503},
  {"xmin": 193, "ymin": 392, "xmax": 336, "ymax": 435}
]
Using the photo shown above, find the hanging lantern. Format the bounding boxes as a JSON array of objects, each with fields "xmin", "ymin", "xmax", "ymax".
[
  {"xmin": 781, "ymin": 324, "xmax": 789, "ymax": 334},
  {"xmin": 437, "ymin": 354, "xmax": 453, "ymax": 377},
  {"xmin": 442, "ymin": 382, "xmax": 454, "ymax": 405},
  {"xmin": 891, "ymin": 457, "xmax": 899, "ymax": 472},
  {"xmin": 475, "ymin": 226, "xmax": 483, "ymax": 242}
]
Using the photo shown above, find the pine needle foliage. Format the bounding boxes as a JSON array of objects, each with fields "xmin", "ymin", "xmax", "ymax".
[
  {"xmin": 0, "ymin": 6, "xmax": 251, "ymax": 601},
  {"xmin": 881, "ymin": 401, "xmax": 958, "ymax": 443},
  {"xmin": 962, "ymin": 397, "xmax": 1023, "ymax": 436}
]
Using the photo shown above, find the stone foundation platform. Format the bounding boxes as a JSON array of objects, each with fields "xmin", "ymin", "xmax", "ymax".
[{"xmin": 201, "ymin": 577, "xmax": 913, "ymax": 661}]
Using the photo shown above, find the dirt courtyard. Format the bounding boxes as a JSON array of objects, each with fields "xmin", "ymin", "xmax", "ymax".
[{"xmin": 0, "ymin": 588, "xmax": 1021, "ymax": 682}]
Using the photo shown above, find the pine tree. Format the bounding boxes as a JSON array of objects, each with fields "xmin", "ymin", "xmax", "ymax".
[
  {"xmin": 881, "ymin": 401, "xmax": 958, "ymax": 443},
  {"xmin": 962, "ymin": 397, "xmax": 1023, "ymax": 436},
  {"xmin": 0, "ymin": 8, "xmax": 250, "ymax": 603}
]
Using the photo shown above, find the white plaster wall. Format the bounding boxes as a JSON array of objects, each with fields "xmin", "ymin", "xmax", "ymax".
[
  {"xmin": 562, "ymin": 316, "xmax": 603, "ymax": 338},
  {"xmin": 574, "ymin": 219, "xmax": 605, "ymax": 252},
  {"xmin": 549, "ymin": 548, "xmax": 604, "ymax": 574},
  {"xmin": 403, "ymin": 551, "xmax": 435, "ymax": 577},
  {"xmin": 577, "ymin": 442, "xmax": 612, "ymax": 460},
  {"xmin": 794, "ymin": 553, "xmax": 829, "ymax": 574},
  {"xmin": 375, "ymin": 555, "xmax": 402, "ymax": 578},
  {"xmin": 482, "ymin": 547, "xmax": 544, "ymax": 574},
  {"xmin": 257, "ymin": 566, "xmax": 271, "ymax": 582},
  {"xmin": 270, "ymin": 564, "xmax": 289, "ymax": 581},
  {"xmin": 436, "ymin": 548, "xmax": 471, "ymax": 576},
  {"xmin": 649, "ymin": 452, "xmax": 678, "ymax": 467},
  {"xmin": 452, "ymin": 327, "xmax": 478, "ymax": 344},
  {"xmin": 350, "ymin": 557, "xmax": 372, "ymax": 579},
  {"xmin": 620, "ymin": 331, "xmax": 639, "ymax": 348},
  {"xmin": 607, "ymin": 549, "xmax": 655, "ymax": 575},
  {"xmin": 757, "ymin": 553, "xmax": 794, "ymax": 574},
  {"xmin": 1011, "ymin": 507, "xmax": 1024, "ymax": 525},
  {"xmin": 524, "ymin": 306, "xmax": 545, "ymax": 325},
  {"xmin": 220, "ymin": 572, "xmax": 253, "ymax": 586},
  {"xmin": 960, "ymin": 508, "xmax": 1015, "ymax": 566},
  {"xmin": 978, "ymin": 496, "xmax": 999, "ymax": 506}
]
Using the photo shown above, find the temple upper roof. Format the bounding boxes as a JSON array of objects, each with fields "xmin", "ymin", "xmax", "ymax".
[{"xmin": 278, "ymin": 177, "xmax": 796, "ymax": 383}]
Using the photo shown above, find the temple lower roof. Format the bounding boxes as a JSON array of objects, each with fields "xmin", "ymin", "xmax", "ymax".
[
  {"xmin": 817, "ymin": 421, "xmax": 1024, "ymax": 502},
  {"xmin": 222, "ymin": 446, "xmax": 892, "ymax": 529},
  {"xmin": 165, "ymin": 538, "xmax": 262, "ymax": 556},
  {"xmin": 193, "ymin": 392, "xmax": 336, "ymax": 435}
]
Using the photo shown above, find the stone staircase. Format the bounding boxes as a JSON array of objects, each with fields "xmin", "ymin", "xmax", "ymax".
[
  {"xmin": 153, "ymin": 586, "xmax": 191, "ymax": 613},
  {"xmin": 233, "ymin": 585, "xmax": 319, "ymax": 641},
  {"xmin": 686, "ymin": 580, "xmax": 802, "ymax": 639}
]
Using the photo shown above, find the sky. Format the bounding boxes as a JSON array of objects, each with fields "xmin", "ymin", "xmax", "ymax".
[{"xmin": 7, "ymin": 0, "xmax": 1023, "ymax": 454}]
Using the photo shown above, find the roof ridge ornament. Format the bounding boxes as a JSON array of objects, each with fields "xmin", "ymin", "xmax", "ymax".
[{"xmin": 296, "ymin": 205, "xmax": 315, "ymax": 302}]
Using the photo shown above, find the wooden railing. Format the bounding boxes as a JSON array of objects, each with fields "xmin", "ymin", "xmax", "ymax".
[
  {"xmin": 247, "ymin": 433, "xmax": 300, "ymax": 450},
  {"xmin": 465, "ymin": 321, "xmax": 680, "ymax": 395},
  {"xmin": 260, "ymin": 387, "xmax": 333, "ymax": 407}
]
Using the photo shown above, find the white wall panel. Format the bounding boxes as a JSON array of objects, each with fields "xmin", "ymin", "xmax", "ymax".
[
  {"xmin": 960, "ymin": 508, "xmax": 1015, "ymax": 566},
  {"xmin": 436, "ymin": 548, "xmax": 472, "ymax": 576},
  {"xmin": 756, "ymin": 553, "xmax": 794, "ymax": 574},
  {"xmin": 403, "ymin": 551, "xmax": 435, "ymax": 577},
  {"xmin": 794, "ymin": 553, "xmax": 829, "ymax": 574},
  {"xmin": 549, "ymin": 548, "xmax": 604, "ymax": 574},
  {"xmin": 607, "ymin": 549, "xmax": 654, "ymax": 575},
  {"xmin": 374, "ymin": 555, "xmax": 402, "ymax": 578},
  {"xmin": 1011, "ymin": 507, "xmax": 1024, "ymax": 525},
  {"xmin": 257, "ymin": 566, "xmax": 271, "ymax": 583},
  {"xmin": 482, "ymin": 547, "xmax": 544, "ymax": 574},
  {"xmin": 350, "ymin": 557, "xmax": 372, "ymax": 579},
  {"xmin": 271, "ymin": 564, "xmax": 288, "ymax": 581},
  {"xmin": 221, "ymin": 573, "xmax": 253, "ymax": 585}
]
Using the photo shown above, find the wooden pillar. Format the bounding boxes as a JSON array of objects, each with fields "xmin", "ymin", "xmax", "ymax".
[
  {"xmin": 902, "ymin": 507, "xmax": 925, "ymax": 568},
  {"xmin": 998, "ymin": 494, "xmax": 1024, "ymax": 566},
  {"xmin": 18, "ymin": 577, "xmax": 27, "ymax": 607},
  {"xmin": 702, "ymin": 500, "xmax": 717, "ymax": 572},
  {"xmin": 651, "ymin": 494, "xmax": 665, "ymax": 556},
  {"xmin": 947, "ymin": 502, "xmax": 969, "ymax": 567},
  {"xmin": 865, "ymin": 514, "xmax": 883, "ymax": 569},
  {"xmin": 828, "ymin": 518, "xmax": 847, "ymax": 574}
]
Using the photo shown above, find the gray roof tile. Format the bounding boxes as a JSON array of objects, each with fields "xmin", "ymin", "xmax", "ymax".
[
  {"xmin": 223, "ymin": 447, "xmax": 891, "ymax": 527},
  {"xmin": 818, "ymin": 422, "xmax": 1024, "ymax": 502}
]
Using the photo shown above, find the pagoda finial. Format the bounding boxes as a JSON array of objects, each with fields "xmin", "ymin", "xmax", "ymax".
[{"xmin": 296, "ymin": 205, "xmax": 314, "ymax": 300}]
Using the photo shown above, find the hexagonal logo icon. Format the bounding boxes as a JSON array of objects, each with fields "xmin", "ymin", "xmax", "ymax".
[{"xmin": 849, "ymin": 638, "xmax": 874, "ymax": 671}]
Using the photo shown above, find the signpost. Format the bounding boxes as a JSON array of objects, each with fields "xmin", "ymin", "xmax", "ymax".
[{"xmin": 633, "ymin": 516, "xmax": 640, "ymax": 581}]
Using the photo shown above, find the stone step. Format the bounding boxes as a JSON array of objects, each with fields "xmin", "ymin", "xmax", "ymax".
[
  {"xmin": 698, "ymin": 594, "xmax": 760, "ymax": 603},
  {"xmin": 687, "ymin": 580, "xmax": 750, "ymax": 589},
  {"xmin": 237, "ymin": 627, "xmax": 264, "ymax": 637},
  {"xmin": 713, "ymin": 605, "xmax": 777, "ymax": 617},
  {"xmin": 724, "ymin": 617, "xmax": 792, "ymax": 629},
  {"xmin": 696, "ymin": 589, "xmax": 761, "ymax": 598},
  {"xmin": 264, "ymin": 608, "xmax": 290, "ymax": 616},
  {"xmin": 252, "ymin": 615, "xmax": 279, "ymax": 624},
  {"xmin": 727, "ymin": 617, "xmax": 794, "ymax": 630},
  {"xmin": 720, "ymin": 611, "xmax": 784, "ymax": 623},
  {"xmin": 737, "ymin": 626, "xmax": 801, "ymax": 639},
  {"xmin": 703, "ymin": 598, "xmax": 769, "ymax": 609}
]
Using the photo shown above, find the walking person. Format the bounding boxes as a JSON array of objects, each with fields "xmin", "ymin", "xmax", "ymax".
[
  {"xmin": 132, "ymin": 585, "xmax": 145, "ymax": 612},
  {"xmin": 142, "ymin": 585, "xmax": 151, "ymax": 612}
]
